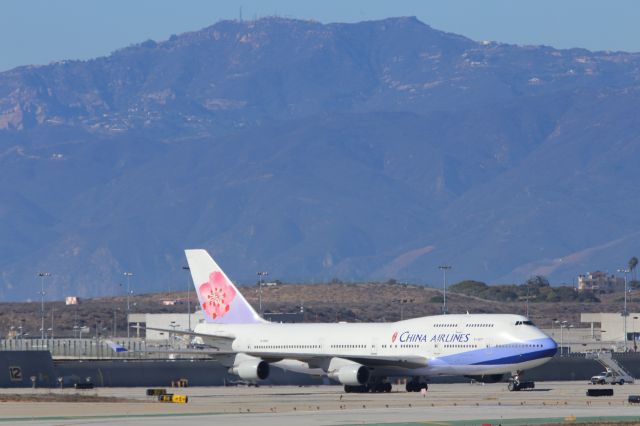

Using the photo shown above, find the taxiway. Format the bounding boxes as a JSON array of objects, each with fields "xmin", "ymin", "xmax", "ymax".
[{"xmin": 1, "ymin": 381, "xmax": 639, "ymax": 425}]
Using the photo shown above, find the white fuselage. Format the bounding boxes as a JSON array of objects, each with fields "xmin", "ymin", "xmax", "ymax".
[{"xmin": 194, "ymin": 313, "xmax": 557, "ymax": 378}]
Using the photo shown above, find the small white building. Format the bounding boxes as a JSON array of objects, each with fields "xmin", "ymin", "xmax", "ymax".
[
  {"xmin": 581, "ymin": 312, "xmax": 640, "ymax": 346},
  {"xmin": 128, "ymin": 312, "xmax": 205, "ymax": 341}
]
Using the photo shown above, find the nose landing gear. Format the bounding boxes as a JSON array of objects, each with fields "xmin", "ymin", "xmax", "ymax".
[{"xmin": 508, "ymin": 373, "xmax": 535, "ymax": 391}]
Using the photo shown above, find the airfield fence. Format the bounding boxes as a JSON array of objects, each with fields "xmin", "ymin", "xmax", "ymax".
[{"xmin": 0, "ymin": 338, "xmax": 177, "ymax": 359}]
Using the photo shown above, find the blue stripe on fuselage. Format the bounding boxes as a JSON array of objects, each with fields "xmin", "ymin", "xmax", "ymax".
[
  {"xmin": 471, "ymin": 347, "xmax": 557, "ymax": 365},
  {"xmin": 434, "ymin": 337, "xmax": 557, "ymax": 366}
]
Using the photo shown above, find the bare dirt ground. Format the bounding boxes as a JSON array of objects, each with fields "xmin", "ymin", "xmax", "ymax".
[
  {"xmin": 1, "ymin": 282, "xmax": 637, "ymax": 337},
  {"xmin": 0, "ymin": 393, "xmax": 139, "ymax": 403},
  {"xmin": 1, "ymin": 382, "xmax": 639, "ymax": 425}
]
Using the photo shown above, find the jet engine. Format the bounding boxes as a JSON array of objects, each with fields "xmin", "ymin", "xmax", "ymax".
[
  {"xmin": 230, "ymin": 358, "xmax": 270, "ymax": 381},
  {"xmin": 337, "ymin": 365, "xmax": 370, "ymax": 385},
  {"xmin": 327, "ymin": 364, "xmax": 370, "ymax": 386}
]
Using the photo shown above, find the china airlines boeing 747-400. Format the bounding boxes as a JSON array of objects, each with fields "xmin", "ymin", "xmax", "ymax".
[{"xmin": 161, "ymin": 249, "xmax": 557, "ymax": 393}]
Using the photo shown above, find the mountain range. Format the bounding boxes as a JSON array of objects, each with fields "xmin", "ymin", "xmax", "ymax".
[{"xmin": 1, "ymin": 16, "xmax": 639, "ymax": 301}]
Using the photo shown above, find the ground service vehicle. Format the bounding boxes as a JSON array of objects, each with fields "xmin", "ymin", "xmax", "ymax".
[{"xmin": 591, "ymin": 369, "xmax": 627, "ymax": 385}]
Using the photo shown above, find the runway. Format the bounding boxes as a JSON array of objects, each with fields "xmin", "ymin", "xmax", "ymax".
[{"xmin": 1, "ymin": 381, "xmax": 639, "ymax": 425}]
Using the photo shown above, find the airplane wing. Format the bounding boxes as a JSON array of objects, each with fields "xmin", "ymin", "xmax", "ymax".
[
  {"xmin": 251, "ymin": 351, "xmax": 428, "ymax": 370},
  {"xmin": 132, "ymin": 325, "xmax": 235, "ymax": 351},
  {"xmin": 339, "ymin": 355, "xmax": 428, "ymax": 369},
  {"xmin": 137, "ymin": 327, "xmax": 426, "ymax": 371}
]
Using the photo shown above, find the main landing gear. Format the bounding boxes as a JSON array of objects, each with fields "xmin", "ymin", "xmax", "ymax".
[
  {"xmin": 507, "ymin": 373, "xmax": 535, "ymax": 391},
  {"xmin": 344, "ymin": 381, "xmax": 392, "ymax": 393},
  {"xmin": 406, "ymin": 378, "xmax": 428, "ymax": 393}
]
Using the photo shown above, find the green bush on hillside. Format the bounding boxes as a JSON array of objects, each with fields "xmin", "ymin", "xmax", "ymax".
[{"xmin": 448, "ymin": 277, "xmax": 600, "ymax": 303}]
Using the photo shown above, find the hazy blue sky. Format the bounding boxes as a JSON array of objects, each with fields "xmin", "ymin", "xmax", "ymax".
[{"xmin": 2, "ymin": 0, "xmax": 639, "ymax": 71}]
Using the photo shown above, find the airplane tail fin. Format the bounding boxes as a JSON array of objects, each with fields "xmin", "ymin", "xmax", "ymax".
[{"xmin": 185, "ymin": 249, "xmax": 265, "ymax": 324}]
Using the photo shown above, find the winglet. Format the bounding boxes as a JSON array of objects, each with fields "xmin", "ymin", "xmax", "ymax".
[{"xmin": 185, "ymin": 249, "xmax": 265, "ymax": 324}]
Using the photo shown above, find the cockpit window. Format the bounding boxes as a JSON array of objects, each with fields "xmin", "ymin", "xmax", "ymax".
[{"xmin": 515, "ymin": 320, "xmax": 535, "ymax": 326}]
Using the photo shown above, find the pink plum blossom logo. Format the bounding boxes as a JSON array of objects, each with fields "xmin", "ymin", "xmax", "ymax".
[
  {"xmin": 391, "ymin": 331, "xmax": 398, "ymax": 343},
  {"xmin": 199, "ymin": 271, "xmax": 237, "ymax": 320}
]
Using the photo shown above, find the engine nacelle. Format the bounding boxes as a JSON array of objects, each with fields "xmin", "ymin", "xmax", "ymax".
[
  {"xmin": 231, "ymin": 359, "xmax": 270, "ymax": 381},
  {"xmin": 465, "ymin": 373, "xmax": 505, "ymax": 383},
  {"xmin": 335, "ymin": 365, "xmax": 370, "ymax": 386}
]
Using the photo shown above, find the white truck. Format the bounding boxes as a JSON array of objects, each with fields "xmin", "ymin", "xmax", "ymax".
[{"xmin": 590, "ymin": 368, "xmax": 630, "ymax": 385}]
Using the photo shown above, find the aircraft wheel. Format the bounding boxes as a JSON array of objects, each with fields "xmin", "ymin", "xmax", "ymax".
[
  {"xmin": 384, "ymin": 382, "xmax": 392, "ymax": 393},
  {"xmin": 345, "ymin": 385, "xmax": 366, "ymax": 393}
]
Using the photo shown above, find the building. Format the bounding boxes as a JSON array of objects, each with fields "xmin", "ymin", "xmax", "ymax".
[
  {"xmin": 536, "ymin": 312, "xmax": 640, "ymax": 354},
  {"xmin": 577, "ymin": 271, "xmax": 624, "ymax": 293},
  {"xmin": 580, "ymin": 312, "xmax": 640, "ymax": 348},
  {"xmin": 128, "ymin": 312, "xmax": 204, "ymax": 341}
]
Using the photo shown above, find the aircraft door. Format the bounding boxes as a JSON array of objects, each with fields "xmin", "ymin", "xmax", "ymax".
[
  {"xmin": 371, "ymin": 338, "xmax": 378, "ymax": 355},
  {"xmin": 433, "ymin": 342, "xmax": 442, "ymax": 357}
]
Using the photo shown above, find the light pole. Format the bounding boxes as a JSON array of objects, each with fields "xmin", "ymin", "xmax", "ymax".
[
  {"xmin": 393, "ymin": 298, "xmax": 414, "ymax": 321},
  {"xmin": 634, "ymin": 316, "xmax": 639, "ymax": 351},
  {"xmin": 38, "ymin": 272, "xmax": 51, "ymax": 340},
  {"xmin": 525, "ymin": 279, "xmax": 530, "ymax": 318},
  {"xmin": 20, "ymin": 319, "xmax": 26, "ymax": 342},
  {"xmin": 50, "ymin": 307, "xmax": 54, "ymax": 340},
  {"xmin": 182, "ymin": 266, "xmax": 191, "ymax": 330},
  {"xmin": 170, "ymin": 321, "xmax": 176, "ymax": 347},
  {"xmin": 113, "ymin": 308, "xmax": 119, "ymax": 337},
  {"xmin": 438, "ymin": 265, "xmax": 452, "ymax": 315},
  {"xmin": 557, "ymin": 320, "xmax": 573, "ymax": 356},
  {"xmin": 618, "ymin": 268, "xmax": 630, "ymax": 351},
  {"xmin": 74, "ymin": 304, "xmax": 79, "ymax": 338},
  {"xmin": 123, "ymin": 272, "xmax": 134, "ymax": 338},
  {"xmin": 257, "ymin": 271, "xmax": 268, "ymax": 316}
]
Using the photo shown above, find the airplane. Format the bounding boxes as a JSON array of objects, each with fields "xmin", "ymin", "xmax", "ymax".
[{"xmin": 155, "ymin": 249, "xmax": 558, "ymax": 393}]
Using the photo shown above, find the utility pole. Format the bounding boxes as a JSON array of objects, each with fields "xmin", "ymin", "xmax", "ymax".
[
  {"xmin": 560, "ymin": 321, "xmax": 566, "ymax": 356},
  {"xmin": 558, "ymin": 320, "xmax": 573, "ymax": 356},
  {"xmin": 183, "ymin": 266, "xmax": 191, "ymax": 330},
  {"xmin": 257, "ymin": 271, "xmax": 268, "ymax": 316},
  {"xmin": 113, "ymin": 308, "xmax": 118, "ymax": 337},
  {"xmin": 38, "ymin": 272, "xmax": 51, "ymax": 340},
  {"xmin": 123, "ymin": 272, "xmax": 134, "ymax": 338},
  {"xmin": 438, "ymin": 265, "xmax": 452, "ymax": 315},
  {"xmin": 526, "ymin": 279, "xmax": 530, "ymax": 318},
  {"xmin": 74, "ymin": 305, "xmax": 79, "ymax": 338},
  {"xmin": 618, "ymin": 268, "xmax": 630, "ymax": 351},
  {"xmin": 393, "ymin": 298, "xmax": 414, "ymax": 321}
]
